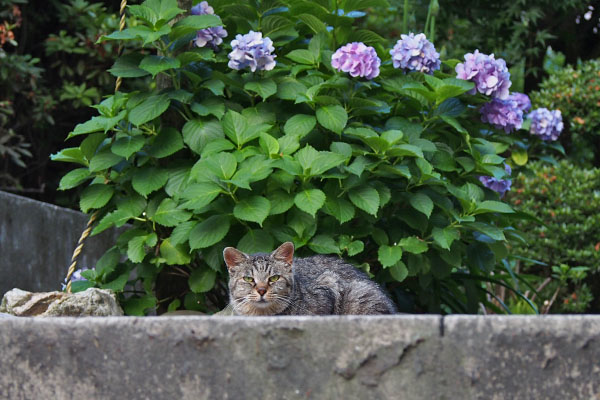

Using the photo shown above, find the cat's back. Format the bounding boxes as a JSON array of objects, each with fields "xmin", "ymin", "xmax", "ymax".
[{"xmin": 292, "ymin": 255, "xmax": 396, "ymax": 315}]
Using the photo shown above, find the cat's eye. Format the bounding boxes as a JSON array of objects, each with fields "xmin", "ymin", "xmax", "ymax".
[
  {"xmin": 243, "ymin": 276, "xmax": 254, "ymax": 283},
  {"xmin": 269, "ymin": 275, "xmax": 280, "ymax": 283}
]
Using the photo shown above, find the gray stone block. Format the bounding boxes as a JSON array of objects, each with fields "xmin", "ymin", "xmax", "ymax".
[
  {"xmin": 0, "ymin": 191, "xmax": 121, "ymax": 297},
  {"xmin": 1, "ymin": 315, "xmax": 599, "ymax": 399},
  {"xmin": 0, "ymin": 316, "xmax": 441, "ymax": 400},
  {"xmin": 442, "ymin": 315, "xmax": 600, "ymax": 399}
]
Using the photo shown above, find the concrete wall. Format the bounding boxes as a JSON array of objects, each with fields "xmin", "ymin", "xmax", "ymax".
[
  {"xmin": 0, "ymin": 191, "xmax": 121, "ymax": 297},
  {"xmin": 0, "ymin": 315, "xmax": 598, "ymax": 399}
]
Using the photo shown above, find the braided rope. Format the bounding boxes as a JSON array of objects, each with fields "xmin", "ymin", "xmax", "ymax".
[{"xmin": 65, "ymin": 0, "xmax": 127, "ymax": 293}]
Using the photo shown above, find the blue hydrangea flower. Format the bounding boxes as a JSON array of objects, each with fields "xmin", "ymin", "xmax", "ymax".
[
  {"xmin": 331, "ymin": 42, "xmax": 381, "ymax": 80},
  {"xmin": 479, "ymin": 163, "xmax": 512, "ymax": 197},
  {"xmin": 190, "ymin": 1, "xmax": 227, "ymax": 49},
  {"xmin": 509, "ymin": 92, "xmax": 531, "ymax": 113},
  {"xmin": 528, "ymin": 108, "xmax": 564, "ymax": 141},
  {"xmin": 228, "ymin": 31, "xmax": 276, "ymax": 72},
  {"xmin": 480, "ymin": 97, "xmax": 523, "ymax": 133},
  {"xmin": 456, "ymin": 50, "xmax": 511, "ymax": 99},
  {"xmin": 389, "ymin": 33, "xmax": 441, "ymax": 74}
]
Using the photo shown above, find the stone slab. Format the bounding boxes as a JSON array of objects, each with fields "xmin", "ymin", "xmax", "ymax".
[
  {"xmin": 0, "ymin": 315, "xmax": 599, "ymax": 399},
  {"xmin": 0, "ymin": 190, "xmax": 121, "ymax": 297}
]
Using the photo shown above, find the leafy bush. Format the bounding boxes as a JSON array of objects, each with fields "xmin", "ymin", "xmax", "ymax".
[
  {"xmin": 56, "ymin": 0, "xmax": 545, "ymax": 316},
  {"xmin": 508, "ymin": 161, "xmax": 600, "ymax": 313},
  {"xmin": 529, "ymin": 59, "xmax": 600, "ymax": 166}
]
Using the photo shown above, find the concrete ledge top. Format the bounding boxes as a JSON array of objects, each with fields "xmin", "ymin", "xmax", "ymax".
[{"xmin": 1, "ymin": 315, "xmax": 599, "ymax": 400}]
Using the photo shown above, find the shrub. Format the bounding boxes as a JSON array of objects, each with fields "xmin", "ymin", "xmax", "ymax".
[
  {"xmin": 56, "ymin": 0, "xmax": 545, "ymax": 315},
  {"xmin": 508, "ymin": 160, "xmax": 600, "ymax": 313},
  {"xmin": 529, "ymin": 59, "xmax": 600, "ymax": 166}
]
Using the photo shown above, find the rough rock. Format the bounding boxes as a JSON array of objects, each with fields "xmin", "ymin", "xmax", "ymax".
[{"xmin": 0, "ymin": 287, "xmax": 123, "ymax": 316}]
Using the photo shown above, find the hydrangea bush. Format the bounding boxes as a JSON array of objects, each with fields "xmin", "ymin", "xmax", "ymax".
[{"xmin": 54, "ymin": 0, "xmax": 559, "ymax": 315}]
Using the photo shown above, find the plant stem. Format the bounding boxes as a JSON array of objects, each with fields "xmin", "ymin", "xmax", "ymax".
[{"xmin": 424, "ymin": 0, "xmax": 433, "ymax": 35}]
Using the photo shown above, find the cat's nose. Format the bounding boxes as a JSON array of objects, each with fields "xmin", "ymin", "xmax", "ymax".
[{"xmin": 256, "ymin": 286, "xmax": 267, "ymax": 296}]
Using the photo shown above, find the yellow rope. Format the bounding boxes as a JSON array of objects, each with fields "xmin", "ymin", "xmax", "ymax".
[{"xmin": 66, "ymin": 0, "xmax": 127, "ymax": 293}]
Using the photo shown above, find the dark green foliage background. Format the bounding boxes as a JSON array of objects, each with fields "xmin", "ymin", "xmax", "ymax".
[{"xmin": 508, "ymin": 161, "xmax": 600, "ymax": 313}]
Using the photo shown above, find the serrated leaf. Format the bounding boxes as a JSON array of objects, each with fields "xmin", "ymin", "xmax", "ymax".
[
  {"xmin": 132, "ymin": 167, "xmax": 169, "ymax": 197},
  {"xmin": 139, "ymin": 55, "xmax": 181, "ymax": 77},
  {"xmin": 92, "ymin": 209, "xmax": 132, "ymax": 236},
  {"xmin": 101, "ymin": 272, "xmax": 129, "ymax": 292},
  {"xmin": 182, "ymin": 119, "xmax": 224, "ymax": 155},
  {"xmin": 473, "ymin": 201, "xmax": 514, "ymax": 214},
  {"xmin": 128, "ymin": 94, "xmax": 171, "ymax": 126},
  {"xmin": 409, "ymin": 192, "xmax": 434, "ymax": 217},
  {"xmin": 222, "ymin": 109, "xmax": 248, "ymax": 146},
  {"xmin": 309, "ymin": 234, "xmax": 340, "ymax": 254},
  {"xmin": 111, "ymin": 136, "xmax": 145, "ymax": 159},
  {"xmin": 432, "ymin": 227, "xmax": 460, "ymax": 250},
  {"xmin": 237, "ymin": 229, "xmax": 274, "ymax": 253},
  {"xmin": 189, "ymin": 215, "xmax": 230, "ymax": 249},
  {"xmin": 59, "ymin": 168, "xmax": 91, "ymax": 190},
  {"xmin": 283, "ymin": 114, "xmax": 316, "ymax": 137},
  {"xmin": 348, "ymin": 186, "xmax": 379, "ymax": 216},
  {"xmin": 108, "ymin": 53, "xmax": 149, "ymax": 78},
  {"xmin": 389, "ymin": 261, "xmax": 408, "ymax": 282},
  {"xmin": 80, "ymin": 184, "xmax": 114, "ymax": 213},
  {"xmin": 234, "ymin": 196, "xmax": 271, "ymax": 226},
  {"xmin": 286, "ymin": 49, "xmax": 316, "ymax": 65},
  {"xmin": 267, "ymin": 190, "xmax": 295, "ymax": 215},
  {"xmin": 153, "ymin": 198, "xmax": 192, "ymax": 227},
  {"xmin": 160, "ymin": 238, "xmax": 191, "ymax": 265},
  {"xmin": 294, "ymin": 189, "xmax": 326, "ymax": 217},
  {"xmin": 181, "ymin": 182, "xmax": 222, "ymax": 210},
  {"xmin": 188, "ymin": 268, "xmax": 216, "ymax": 293},
  {"xmin": 244, "ymin": 79, "xmax": 277, "ymax": 100},
  {"xmin": 148, "ymin": 127, "xmax": 184, "ymax": 158},
  {"xmin": 297, "ymin": 13, "xmax": 327, "ymax": 33},
  {"xmin": 378, "ymin": 245, "xmax": 403, "ymax": 267},
  {"xmin": 316, "ymin": 105, "xmax": 347, "ymax": 134},
  {"xmin": 89, "ymin": 147, "xmax": 123, "ymax": 172},
  {"xmin": 323, "ymin": 197, "xmax": 355, "ymax": 224},
  {"xmin": 399, "ymin": 236, "xmax": 428, "ymax": 254}
]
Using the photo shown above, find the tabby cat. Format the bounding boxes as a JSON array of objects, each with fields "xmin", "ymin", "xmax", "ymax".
[{"xmin": 224, "ymin": 242, "xmax": 397, "ymax": 315}]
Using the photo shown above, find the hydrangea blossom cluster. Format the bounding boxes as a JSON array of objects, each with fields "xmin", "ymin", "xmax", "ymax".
[
  {"xmin": 479, "ymin": 163, "xmax": 512, "ymax": 197},
  {"xmin": 228, "ymin": 31, "xmax": 276, "ymax": 72},
  {"xmin": 528, "ymin": 108, "xmax": 564, "ymax": 141},
  {"xmin": 389, "ymin": 33, "xmax": 441, "ymax": 74},
  {"xmin": 190, "ymin": 1, "xmax": 227, "ymax": 49},
  {"xmin": 509, "ymin": 92, "xmax": 531, "ymax": 113},
  {"xmin": 480, "ymin": 97, "xmax": 523, "ymax": 133},
  {"xmin": 455, "ymin": 50, "xmax": 511, "ymax": 99},
  {"xmin": 331, "ymin": 42, "xmax": 381, "ymax": 80}
]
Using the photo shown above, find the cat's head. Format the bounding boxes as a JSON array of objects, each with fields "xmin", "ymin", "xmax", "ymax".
[{"xmin": 223, "ymin": 242, "xmax": 295, "ymax": 316}]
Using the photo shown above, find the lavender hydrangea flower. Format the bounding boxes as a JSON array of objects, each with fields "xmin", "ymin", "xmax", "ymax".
[
  {"xmin": 479, "ymin": 163, "xmax": 512, "ymax": 197},
  {"xmin": 191, "ymin": 1, "xmax": 227, "ymax": 49},
  {"xmin": 480, "ymin": 97, "xmax": 523, "ymax": 133},
  {"xmin": 508, "ymin": 92, "xmax": 531, "ymax": 113},
  {"xmin": 228, "ymin": 31, "xmax": 276, "ymax": 72},
  {"xmin": 331, "ymin": 42, "xmax": 381, "ymax": 80},
  {"xmin": 389, "ymin": 33, "xmax": 441, "ymax": 74},
  {"xmin": 456, "ymin": 50, "xmax": 511, "ymax": 99},
  {"xmin": 528, "ymin": 108, "xmax": 564, "ymax": 141}
]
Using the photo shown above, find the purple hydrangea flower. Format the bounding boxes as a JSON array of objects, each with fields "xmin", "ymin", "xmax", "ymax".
[
  {"xmin": 191, "ymin": 1, "xmax": 227, "ymax": 49},
  {"xmin": 508, "ymin": 92, "xmax": 531, "ymax": 113},
  {"xmin": 389, "ymin": 33, "xmax": 441, "ymax": 74},
  {"xmin": 228, "ymin": 31, "xmax": 276, "ymax": 72},
  {"xmin": 456, "ymin": 50, "xmax": 511, "ymax": 99},
  {"xmin": 479, "ymin": 163, "xmax": 512, "ymax": 197},
  {"xmin": 331, "ymin": 42, "xmax": 381, "ymax": 80},
  {"xmin": 528, "ymin": 108, "xmax": 564, "ymax": 141},
  {"xmin": 480, "ymin": 97, "xmax": 523, "ymax": 133}
]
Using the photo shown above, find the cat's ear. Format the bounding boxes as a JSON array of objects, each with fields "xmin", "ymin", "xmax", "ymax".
[
  {"xmin": 271, "ymin": 242, "xmax": 294, "ymax": 265},
  {"xmin": 223, "ymin": 247, "xmax": 248, "ymax": 271}
]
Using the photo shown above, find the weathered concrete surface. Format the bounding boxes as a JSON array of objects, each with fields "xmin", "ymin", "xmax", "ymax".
[
  {"xmin": 0, "ymin": 288, "xmax": 123, "ymax": 316},
  {"xmin": 0, "ymin": 315, "xmax": 598, "ymax": 400},
  {"xmin": 0, "ymin": 316, "xmax": 441, "ymax": 400},
  {"xmin": 0, "ymin": 191, "xmax": 121, "ymax": 297},
  {"xmin": 443, "ymin": 315, "xmax": 600, "ymax": 399}
]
